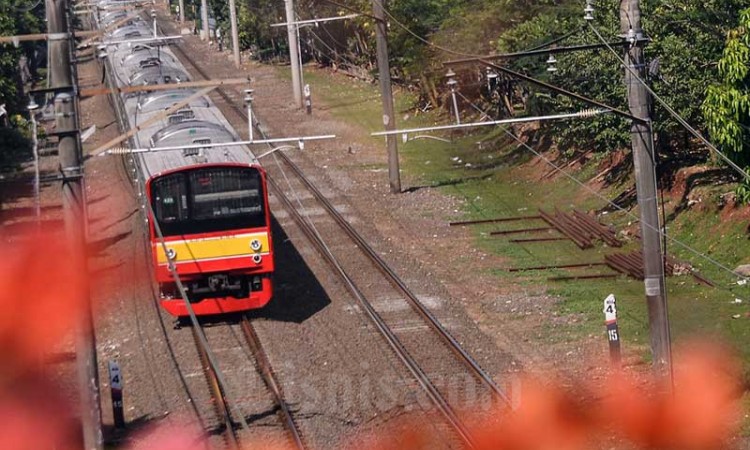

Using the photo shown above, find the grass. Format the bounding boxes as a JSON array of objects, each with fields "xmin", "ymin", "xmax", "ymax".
[{"xmin": 295, "ymin": 65, "xmax": 750, "ymax": 380}]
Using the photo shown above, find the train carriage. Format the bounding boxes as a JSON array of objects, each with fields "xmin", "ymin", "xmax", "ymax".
[{"xmin": 99, "ymin": 10, "xmax": 274, "ymax": 316}]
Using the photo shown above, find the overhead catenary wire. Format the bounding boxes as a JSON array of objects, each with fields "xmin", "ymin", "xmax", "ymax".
[
  {"xmin": 453, "ymin": 89, "xmax": 749, "ymax": 291},
  {"xmin": 587, "ymin": 22, "xmax": 750, "ymax": 182},
  {"xmin": 338, "ymin": 0, "xmax": 750, "ymax": 187},
  {"xmin": 319, "ymin": 0, "xmax": 584, "ymax": 61},
  {"xmin": 352, "ymin": 0, "xmax": 749, "ymax": 287}
]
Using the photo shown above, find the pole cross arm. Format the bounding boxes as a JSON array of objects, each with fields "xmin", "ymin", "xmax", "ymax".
[
  {"xmin": 97, "ymin": 35, "xmax": 183, "ymax": 47},
  {"xmin": 0, "ymin": 30, "xmax": 97, "ymax": 44},
  {"xmin": 103, "ymin": 134, "xmax": 337, "ymax": 155},
  {"xmin": 371, "ymin": 109, "xmax": 611, "ymax": 137},
  {"xmin": 479, "ymin": 60, "xmax": 646, "ymax": 124},
  {"xmin": 271, "ymin": 14, "xmax": 359, "ymax": 27}
]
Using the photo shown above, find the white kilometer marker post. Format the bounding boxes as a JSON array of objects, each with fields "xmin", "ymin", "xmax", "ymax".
[
  {"xmin": 108, "ymin": 361, "xmax": 125, "ymax": 428},
  {"xmin": 603, "ymin": 294, "xmax": 621, "ymax": 365}
]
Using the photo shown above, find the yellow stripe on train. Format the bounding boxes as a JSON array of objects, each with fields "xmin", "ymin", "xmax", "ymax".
[{"xmin": 155, "ymin": 232, "xmax": 270, "ymax": 264}]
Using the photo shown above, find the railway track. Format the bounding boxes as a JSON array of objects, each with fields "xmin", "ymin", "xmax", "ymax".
[
  {"xmin": 165, "ymin": 21, "xmax": 510, "ymax": 448},
  {"xmin": 188, "ymin": 316, "xmax": 306, "ymax": 450},
  {"xmin": 104, "ymin": 24, "xmax": 306, "ymax": 448},
  {"xmin": 113, "ymin": 97, "xmax": 240, "ymax": 449},
  {"xmin": 122, "ymin": 133, "xmax": 306, "ymax": 450},
  {"xmin": 239, "ymin": 315, "xmax": 305, "ymax": 449}
]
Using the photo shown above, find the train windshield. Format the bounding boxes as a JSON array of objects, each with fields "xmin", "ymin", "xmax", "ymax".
[{"xmin": 151, "ymin": 167, "xmax": 266, "ymax": 236}]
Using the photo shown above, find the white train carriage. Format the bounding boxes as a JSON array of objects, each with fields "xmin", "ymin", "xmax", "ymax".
[{"xmin": 99, "ymin": 12, "xmax": 275, "ymax": 316}]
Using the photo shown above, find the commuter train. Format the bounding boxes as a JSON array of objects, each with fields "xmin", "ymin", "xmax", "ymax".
[{"xmin": 96, "ymin": 6, "xmax": 274, "ymax": 316}]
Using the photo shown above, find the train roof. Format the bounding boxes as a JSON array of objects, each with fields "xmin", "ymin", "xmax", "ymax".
[
  {"xmin": 149, "ymin": 119, "xmax": 234, "ymax": 147},
  {"xmin": 97, "ymin": 9, "xmax": 259, "ymax": 180},
  {"xmin": 128, "ymin": 66, "xmax": 190, "ymax": 85},
  {"xmin": 137, "ymin": 89, "xmax": 210, "ymax": 113},
  {"xmin": 138, "ymin": 146, "xmax": 258, "ymax": 180},
  {"xmin": 109, "ymin": 24, "xmax": 151, "ymax": 39},
  {"xmin": 121, "ymin": 49, "xmax": 177, "ymax": 67}
]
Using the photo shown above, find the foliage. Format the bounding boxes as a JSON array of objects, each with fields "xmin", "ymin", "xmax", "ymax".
[
  {"xmin": 0, "ymin": 124, "xmax": 31, "ymax": 170},
  {"xmin": 482, "ymin": 0, "xmax": 748, "ymax": 158},
  {"xmin": 699, "ymin": 7, "xmax": 750, "ymax": 202},
  {"xmin": 0, "ymin": 0, "xmax": 44, "ymax": 115},
  {"xmin": 701, "ymin": 8, "xmax": 750, "ymax": 167},
  {"xmin": 212, "ymin": 0, "xmax": 750, "ymax": 174}
]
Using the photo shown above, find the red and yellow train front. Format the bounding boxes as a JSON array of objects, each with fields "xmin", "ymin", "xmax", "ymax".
[{"xmin": 147, "ymin": 164, "xmax": 274, "ymax": 317}]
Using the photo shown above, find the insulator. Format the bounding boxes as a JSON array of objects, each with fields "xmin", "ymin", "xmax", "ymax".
[
  {"xmin": 578, "ymin": 108, "xmax": 605, "ymax": 118},
  {"xmin": 107, "ymin": 147, "xmax": 132, "ymax": 154}
]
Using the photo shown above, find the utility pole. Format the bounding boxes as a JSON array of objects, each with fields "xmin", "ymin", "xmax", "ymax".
[
  {"xmin": 271, "ymin": 15, "xmax": 359, "ymax": 107},
  {"xmin": 228, "ymin": 0, "xmax": 240, "ymax": 68},
  {"xmin": 284, "ymin": 0, "xmax": 302, "ymax": 107},
  {"xmin": 47, "ymin": 0, "xmax": 69, "ymax": 88},
  {"xmin": 200, "ymin": 0, "xmax": 209, "ymax": 41},
  {"xmin": 620, "ymin": 0, "xmax": 672, "ymax": 375},
  {"xmin": 47, "ymin": 0, "xmax": 103, "ymax": 447},
  {"xmin": 178, "ymin": 0, "xmax": 184, "ymax": 23},
  {"xmin": 371, "ymin": 0, "xmax": 400, "ymax": 193}
]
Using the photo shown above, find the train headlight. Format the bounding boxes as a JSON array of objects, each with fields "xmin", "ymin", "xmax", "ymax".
[
  {"xmin": 252, "ymin": 254, "xmax": 262, "ymax": 264},
  {"xmin": 250, "ymin": 239, "xmax": 262, "ymax": 251},
  {"xmin": 166, "ymin": 248, "xmax": 177, "ymax": 260}
]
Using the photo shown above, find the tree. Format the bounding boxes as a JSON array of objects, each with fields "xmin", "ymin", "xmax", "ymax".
[
  {"xmin": 482, "ymin": 0, "xmax": 750, "ymax": 162},
  {"xmin": 702, "ymin": 7, "xmax": 750, "ymax": 167},
  {"xmin": 0, "ymin": 0, "xmax": 44, "ymax": 115}
]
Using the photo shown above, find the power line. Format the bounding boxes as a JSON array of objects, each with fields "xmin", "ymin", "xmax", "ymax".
[
  {"xmin": 321, "ymin": 0, "xmax": 585, "ymax": 60},
  {"xmin": 320, "ymin": 0, "xmax": 748, "ymax": 288},
  {"xmin": 587, "ymin": 22, "xmax": 750, "ymax": 183}
]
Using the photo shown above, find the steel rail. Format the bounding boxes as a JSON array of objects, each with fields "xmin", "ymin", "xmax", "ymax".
[
  {"xmin": 163, "ymin": 39, "xmax": 311, "ymax": 449},
  {"xmin": 275, "ymin": 152, "xmax": 511, "ymax": 406},
  {"xmin": 103, "ymin": 35, "xmax": 238, "ymax": 449},
  {"xmin": 240, "ymin": 317, "xmax": 306, "ymax": 450},
  {"xmin": 113, "ymin": 118, "xmax": 214, "ymax": 449},
  {"xmin": 171, "ymin": 41, "xmax": 508, "ymax": 405},
  {"xmin": 191, "ymin": 325, "xmax": 241, "ymax": 450},
  {"xmin": 265, "ymin": 175, "xmax": 476, "ymax": 448}
]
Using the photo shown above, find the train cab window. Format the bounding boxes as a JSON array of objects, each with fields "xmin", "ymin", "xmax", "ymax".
[
  {"xmin": 150, "ymin": 167, "xmax": 265, "ymax": 236},
  {"xmin": 152, "ymin": 173, "xmax": 188, "ymax": 230},
  {"xmin": 189, "ymin": 167, "xmax": 265, "ymax": 230}
]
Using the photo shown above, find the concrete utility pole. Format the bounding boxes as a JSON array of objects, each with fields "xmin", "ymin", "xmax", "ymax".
[
  {"xmin": 371, "ymin": 0, "xmax": 400, "ymax": 193},
  {"xmin": 178, "ymin": 0, "xmax": 184, "ymax": 23},
  {"xmin": 228, "ymin": 0, "xmax": 240, "ymax": 67},
  {"xmin": 46, "ymin": 0, "xmax": 103, "ymax": 447},
  {"xmin": 620, "ymin": 0, "xmax": 672, "ymax": 374},
  {"xmin": 200, "ymin": 0, "xmax": 209, "ymax": 41},
  {"xmin": 284, "ymin": 0, "xmax": 302, "ymax": 107},
  {"xmin": 47, "ymin": 0, "xmax": 69, "ymax": 88}
]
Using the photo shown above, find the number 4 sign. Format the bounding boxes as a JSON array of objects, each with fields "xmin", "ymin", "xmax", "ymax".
[
  {"xmin": 108, "ymin": 361, "xmax": 125, "ymax": 428},
  {"xmin": 603, "ymin": 294, "xmax": 621, "ymax": 365},
  {"xmin": 603, "ymin": 294, "xmax": 617, "ymax": 322}
]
